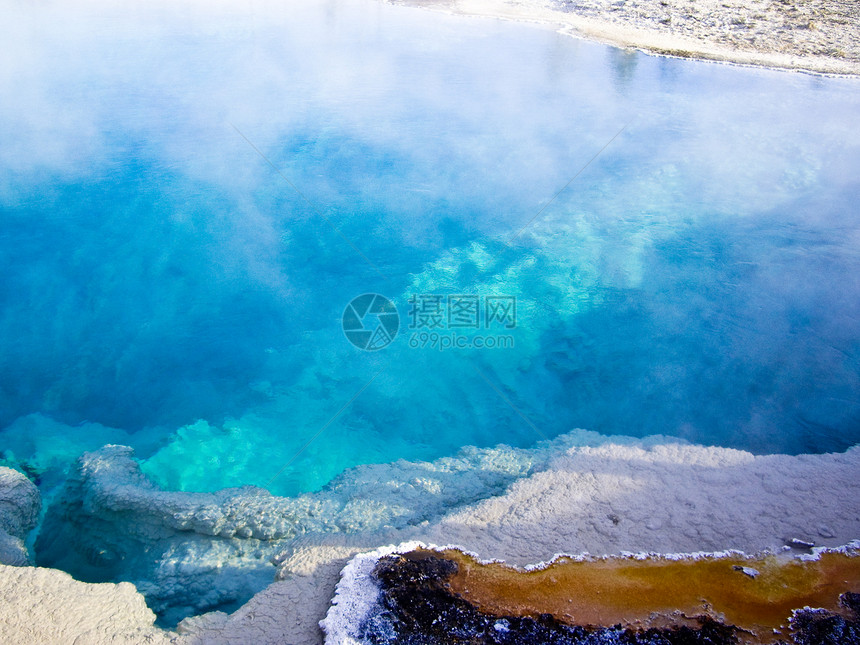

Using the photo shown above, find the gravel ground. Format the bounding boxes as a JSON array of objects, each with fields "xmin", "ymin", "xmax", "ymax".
[
  {"xmin": 551, "ymin": 0, "xmax": 858, "ymax": 62},
  {"xmin": 390, "ymin": 0, "xmax": 860, "ymax": 74}
]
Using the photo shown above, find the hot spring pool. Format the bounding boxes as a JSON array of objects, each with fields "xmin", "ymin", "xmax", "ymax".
[{"xmin": 2, "ymin": 0, "xmax": 859, "ymax": 502}]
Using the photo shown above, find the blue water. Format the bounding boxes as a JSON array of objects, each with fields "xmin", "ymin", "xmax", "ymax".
[{"xmin": 2, "ymin": 0, "xmax": 860, "ymax": 497}]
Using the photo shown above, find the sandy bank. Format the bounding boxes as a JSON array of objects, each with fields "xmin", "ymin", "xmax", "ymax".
[{"xmin": 387, "ymin": 0, "xmax": 860, "ymax": 75}]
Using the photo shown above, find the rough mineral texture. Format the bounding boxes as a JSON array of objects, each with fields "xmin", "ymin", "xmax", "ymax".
[
  {"xmin": 0, "ymin": 467, "xmax": 40, "ymax": 566},
  {"xmin": 0, "ymin": 563, "xmax": 174, "ymax": 645},
  {"xmin": 8, "ymin": 435, "xmax": 860, "ymax": 644},
  {"xmin": 34, "ymin": 437, "xmax": 560, "ymax": 625}
]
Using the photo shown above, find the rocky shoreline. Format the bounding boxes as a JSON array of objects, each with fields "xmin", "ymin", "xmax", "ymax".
[
  {"xmin": 387, "ymin": 0, "xmax": 860, "ymax": 75},
  {"xmin": 3, "ymin": 434, "xmax": 860, "ymax": 644}
]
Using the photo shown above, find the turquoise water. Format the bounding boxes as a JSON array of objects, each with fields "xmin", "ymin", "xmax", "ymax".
[{"xmin": 2, "ymin": 0, "xmax": 860, "ymax": 499}]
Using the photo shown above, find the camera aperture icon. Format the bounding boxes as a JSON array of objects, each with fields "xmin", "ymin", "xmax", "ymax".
[{"xmin": 342, "ymin": 293, "xmax": 399, "ymax": 350}]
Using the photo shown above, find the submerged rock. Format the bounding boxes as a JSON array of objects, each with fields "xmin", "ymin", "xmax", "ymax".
[
  {"xmin": 0, "ymin": 466, "xmax": 40, "ymax": 566},
  {"xmin": 34, "ymin": 445, "xmax": 293, "ymax": 624},
  {"xmin": 33, "ymin": 439, "xmax": 553, "ymax": 624}
]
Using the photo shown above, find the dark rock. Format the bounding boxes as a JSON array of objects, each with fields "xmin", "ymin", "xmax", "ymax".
[{"xmin": 790, "ymin": 592, "xmax": 860, "ymax": 645}]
